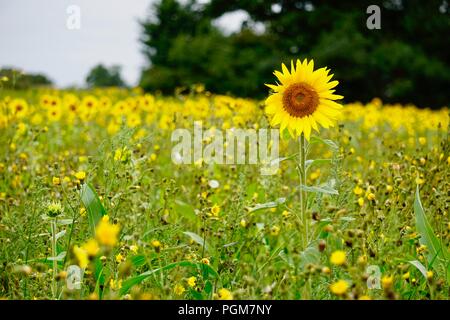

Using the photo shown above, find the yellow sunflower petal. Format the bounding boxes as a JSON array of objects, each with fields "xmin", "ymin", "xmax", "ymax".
[
  {"xmin": 271, "ymin": 112, "xmax": 283, "ymax": 125},
  {"xmin": 281, "ymin": 63, "xmax": 290, "ymax": 76},
  {"xmin": 294, "ymin": 118, "xmax": 304, "ymax": 136},
  {"xmin": 308, "ymin": 115, "xmax": 319, "ymax": 132},
  {"xmin": 319, "ymin": 91, "xmax": 344, "ymax": 100},
  {"xmin": 265, "ymin": 83, "xmax": 280, "ymax": 91},
  {"xmin": 317, "ymin": 105, "xmax": 340, "ymax": 118},
  {"xmin": 266, "ymin": 93, "xmax": 282, "ymax": 106},
  {"xmin": 317, "ymin": 80, "xmax": 339, "ymax": 92},
  {"xmin": 320, "ymin": 99, "xmax": 343, "ymax": 110},
  {"xmin": 303, "ymin": 120, "xmax": 312, "ymax": 140},
  {"xmin": 313, "ymin": 111, "xmax": 332, "ymax": 128},
  {"xmin": 265, "ymin": 104, "xmax": 277, "ymax": 114}
]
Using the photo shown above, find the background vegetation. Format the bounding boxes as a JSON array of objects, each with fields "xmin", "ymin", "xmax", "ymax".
[{"xmin": 139, "ymin": 0, "xmax": 450, "ymax": 108}]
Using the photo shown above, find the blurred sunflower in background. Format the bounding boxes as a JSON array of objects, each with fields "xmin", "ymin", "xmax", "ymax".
[
  {"xmin": 265, "ymin": 59, "xmax": 343, "ymax": 139},
  {"xmin": 9, "ymin": 98, "xmax": 29, "ymax": 118}
]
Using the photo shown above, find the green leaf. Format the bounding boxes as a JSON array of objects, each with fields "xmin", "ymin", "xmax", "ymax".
[
  {"xmin": 190, "ymin": 289, "xmax": 204, "ymax": 300},
  {"xmin": 129, "ymin": 254, "xmax": 146, "ymax": 267},
  {"xmin": 80, "ymin": 183, "xmax": 107, "ymax": 236},
  {"xmin": 339, "ymin": 217, "xmax": 355, "ymax": 222},
  {"xmin": 245, "ymin": 198, "xmax": 286, "ymax": 213},
  {"xmin": 300, "ymin": 184, "xmax": 338, "ymax": 195},
  {"xmin": 269, "ymin": 153, "xmax": 298, "ymax": 166},
  {"xmin": 204, "ymin": 280, "xmax": 213, "ymax": 295},
  {"xmin": 47, "ymin": 251, "xmax": 66, "ymax": 261},
  {"xmin": 55, "ymin": 229, "xmax": 66, "ymax": 241},
  {"xmin": 119, "ymin": 261, "xmax": 197, "ymax": 295},
  {"xmin": 94, "ymin": 267, "xmax": 104, "ymax": 299},
  {"xmin": 199, "ymin": 262, "xmax": 219, "ymax": 279},
  {"xmin": 57, "ymin": 219, "xmax": 75, "ymax": 226},
  {"xmin": 299, "ymin": 243, "xmax": 320, "ymax": 268},
  {"xmin": 183, "ymin": 231, "xmax": 214, "ymax": 254},
  {"xmin": 305, "ymin": 159, "xmax": 332, "ymax": 170},
  {"xmin": 408, "ymin": 260, "xmax": 428, "ymax": 278},
  {"xmin": 310, "ymin": 136, "xmax": 338, "ymax": 151},
  {"xmin": 414, "ymin": 186, "xmax": 447, "ymax": 265},
  {"xmin": 223, "ymin": 241, "xmax": 238, "ymax": 248}
]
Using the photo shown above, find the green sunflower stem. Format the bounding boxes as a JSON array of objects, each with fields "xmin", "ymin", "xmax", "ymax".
[
  {"xmin": 298, "ymin": 133, "xmax": 311, "ymax": 299},
  {"xmin": 298, "ymin": 134, "xmax": 308, "ymax": 248}
]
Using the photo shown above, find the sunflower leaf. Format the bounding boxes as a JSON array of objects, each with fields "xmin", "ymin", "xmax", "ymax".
[
  {"xmin": 309, "ymin": 136, "xmax": 339, "ymax": 151},
  {"xmin": 300, "ymin": 184, "xmax": 338, "ymax": 195}
]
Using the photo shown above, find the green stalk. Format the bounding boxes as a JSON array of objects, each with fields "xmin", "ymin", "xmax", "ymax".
[
  {"xmin": 51, "ymin": 218, "xmax": 58, "ymax": 299},
  {"xmin": 298, "ymin": 133, "xmax": 311, "ymax": 299},
  {"xmin": 298, "ymin": 134, "xmax": 308, "ymax": 248}
]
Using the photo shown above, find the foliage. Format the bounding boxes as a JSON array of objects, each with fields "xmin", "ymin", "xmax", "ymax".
[
  {"xmin": 0, "ymin": 87, "xmax": 448, "ymax": 300},
  {"xmin": 140, "ymin": 0, "xmax": 450, "ymax": 108},
  {"xmin": 85, "ymin": 64, "xmax": 126, "ymax": 88},
  {"xmin": 0, "ymin": 68, "xmax": 52, "ymax": 90}
]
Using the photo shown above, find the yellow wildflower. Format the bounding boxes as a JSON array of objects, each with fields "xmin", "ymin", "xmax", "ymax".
[
  {"xmin": 330, "ymin": 250, "xmax": 346, "ymax": 266},
  {"xmin": 357, "ymin": 197, "xmax": 364, "ymax": 207},
  {"xmin": 270, "ymin": 225, "xmax": 280, "ymax": 236},
  {"xmin": 83, "ymin": 239, "xmax": 99, "ymax": 257},
  {"xmin": 130, "ymin": 245, "xmax": 138, "ymax": 254},
  {"xmin": 353, "ymin": 186, "xmax": 363, "ymax": 195},
  {"xmin": 52, "ymin": 177, "xmax": 61, "ymax": 185},
  {"xmin": 418, "ymin": 137, "xmax": 426, "ymax": 145},
  {"xmin": 74, "ymin": 171, "xmax": 86, "ymax": 182},
  {"xmin": 173, "ymin": 284, "xmax": 185, "ymax": 296},
  {"xmin": 187, "ymin": 276, "xmax": 197, "ymax": 288},
  {"xmin": 115, "ymin": 253, "xmax": 124, "ymax": 263},
  {"xmin": 381, "ymin": 275, "xmax": 393, "ymax": 289},
  {"xmin": 151, "ymin": 240, "xmax": 161, "ymax": 248},
  {"xmin": 330, "ymin": 280, "xmax": 348, "ymax": 295},
  {"xmin": 95, "ymin": 215, "xmax": 120, "ymax": 247},
  {"xmin": 110, "ymin": 279, "xmax": 122, "ymax": 290},
  {"xmin": 216, "ymin": 288, "xmax": 233, "ymax": 300},
  {"xmin": 211, "ymin": 204, "xmax": 220, "ymax": 217},
  {"xmin": 73, "ymin": 245, "xmax": 88, "ymax": 269}
]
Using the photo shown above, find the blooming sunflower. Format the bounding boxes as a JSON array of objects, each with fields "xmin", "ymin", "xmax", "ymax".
[
  {"xmin": 265, "ymin": 59, "xmax": 343, "ymax": 140},
  {"xmin": 9, "ymin": 98, "xmax": 29, "ymax": 118}
]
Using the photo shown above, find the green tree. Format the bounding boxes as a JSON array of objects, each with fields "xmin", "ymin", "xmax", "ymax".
[
  {"xmin": 85, "ymin": 64, "xmax": 126, "ymax": 88},
  {"xmin": 140, "ymin": 0, "xmax": 450, "ymax": 108},
  {"xmin": 0, "ymin": 68, "xmax": 52, "ymax": 89}
]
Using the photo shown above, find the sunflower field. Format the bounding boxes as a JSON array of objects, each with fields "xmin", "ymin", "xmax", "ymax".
[{"xmin": 0, "ymin": 67, "xmax": 449, "ymax": 300}]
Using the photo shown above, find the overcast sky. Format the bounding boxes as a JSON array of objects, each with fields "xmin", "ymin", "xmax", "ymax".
[{"xmin": 0, "ymin": 0, "xmax": 247, "ymax": 87}]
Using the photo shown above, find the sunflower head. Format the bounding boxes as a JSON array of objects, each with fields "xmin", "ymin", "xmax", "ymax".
[{"xmin": 265, "ymin": 59, "xmax": 343, "ymax": 140}]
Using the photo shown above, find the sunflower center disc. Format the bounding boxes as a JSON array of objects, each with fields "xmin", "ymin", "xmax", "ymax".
[{"xmin": 282, "ymin": 82, "xmax": 319, "ymax": 118}]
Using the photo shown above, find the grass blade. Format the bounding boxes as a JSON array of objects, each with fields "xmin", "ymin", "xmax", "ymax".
[
  {"xmin": 408, "ymin": 260, "xmax": 428, "ymax": 278},
  {"xmin": 119, "ymin": 261, "xmax": 197, "ymax": 295},
  {"xmin": 80, "ymin": 183, "xmax": 107, "ymax": 236},
  {"xmin": 183, "ymin": 231, "xmax": 214, "ymax": 254},
  {"xmin": 414, "ymin": 186, "xmax": 447, "ymax": 264}
]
